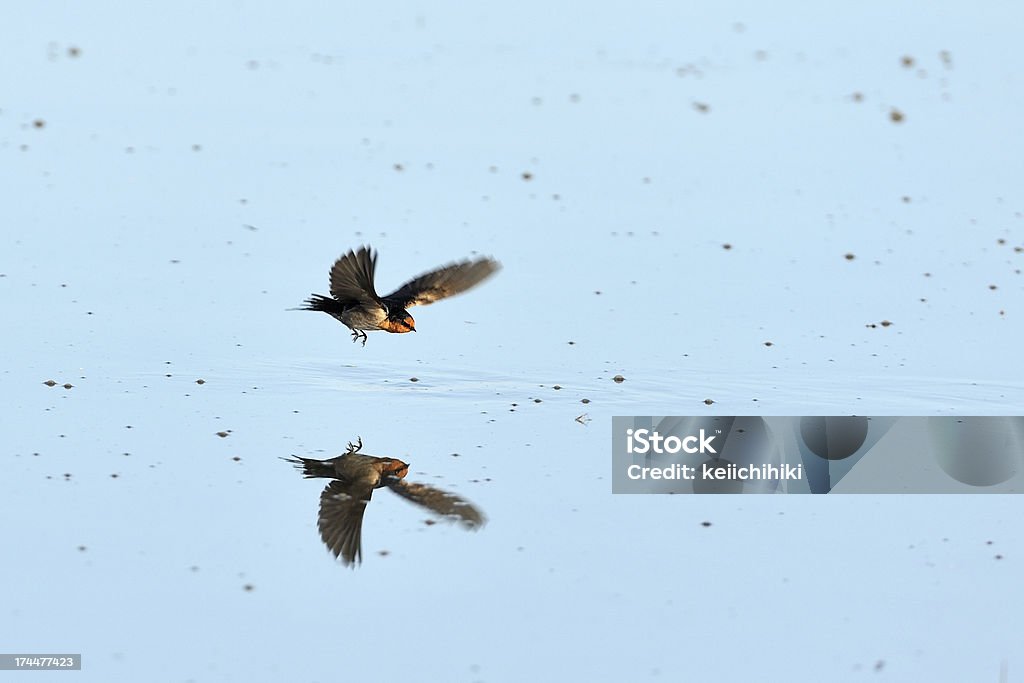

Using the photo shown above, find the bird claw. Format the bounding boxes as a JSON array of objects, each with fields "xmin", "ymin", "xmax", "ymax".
[
  {"xmin": 346, "ymin": 437, "xmax": 363, "ymax": 454},
  {"xmin": 350, "ymin": 330, "xmax": 368, "ymax": 347}
]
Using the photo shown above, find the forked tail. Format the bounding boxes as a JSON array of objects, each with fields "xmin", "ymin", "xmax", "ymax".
[
  {"xmin": 282, "ymin": 455, "xmax": 336, "ymax": 478},
  {"xmin": 294, "ymin": 294, "xmax": 343, "ymax": 314}
]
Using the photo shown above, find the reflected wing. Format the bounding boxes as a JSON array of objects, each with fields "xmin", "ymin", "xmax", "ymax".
[
  {"xmin": 385, "ymin": 479, "xmax": 485, "ymax": 528},
  {"xmin": 328, "ymin": 247, "xmax": 382, "ymax": 305},
  {"xmin": 383, "ymin": 257, "xmax": 500, "ymax": 308},
  {"xmin": 318, "ymin": 480, "xmax": 375, "ymax": 566}
]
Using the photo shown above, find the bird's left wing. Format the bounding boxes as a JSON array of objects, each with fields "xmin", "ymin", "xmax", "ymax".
[
  {"xmin": 384, "ymin": 479, "xmax": 485, "ymax": 528},
  {"xmin": 383, "ymin": 257, "xmax": 500, "ymax": 308}
]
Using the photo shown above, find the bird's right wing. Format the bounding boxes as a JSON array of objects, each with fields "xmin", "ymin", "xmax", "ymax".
[
  {"xmin": 328, "ymin": 246, "xmax": 383, "ymax": 305},
  {"xmin": 385, "ymin": 479, "xmax": 485, "ymax": 528},
  {"xmin": 318, "ymin": 480, "xmax": 375, "ymax": 566}
]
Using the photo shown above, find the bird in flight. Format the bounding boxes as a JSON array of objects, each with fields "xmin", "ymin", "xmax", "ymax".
[
  {"xmin": 283, "ymin": 438, "xmax": 485, "ymax": 567},
  {"xmin": 298, "ymin": 246, "xmax": 500, "ymax": 345}
]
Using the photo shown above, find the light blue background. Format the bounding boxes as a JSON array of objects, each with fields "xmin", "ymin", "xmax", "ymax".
[{"xmin": 2, "ymin": 2, "xmax": 1021, "ymax": 681}]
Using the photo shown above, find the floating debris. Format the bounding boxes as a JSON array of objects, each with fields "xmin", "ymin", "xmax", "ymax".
[
  {"xmin": 43, "ymin": 380, "xmax": 57, "ymax": 387},
  {"xmin": 612, "ymin": 375, "xmax": 625, "ymax": 383},
  {"xmin": 575, "ymin": 414, "xmax": 591, "ymax": 425}
]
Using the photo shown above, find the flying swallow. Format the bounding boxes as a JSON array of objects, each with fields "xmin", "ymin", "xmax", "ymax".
[
  {"xmin": 283, "ymin": 438, "xmax": 485, "ymax": 566},
  {"xmin": 298, "ymin": 246, "xmax": 500, "ymax": 345}
]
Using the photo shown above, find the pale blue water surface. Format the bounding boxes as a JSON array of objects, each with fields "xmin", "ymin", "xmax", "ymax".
[{"xmin": 2, "ymin": 1, "xmax": 1022, "ymax": 681}]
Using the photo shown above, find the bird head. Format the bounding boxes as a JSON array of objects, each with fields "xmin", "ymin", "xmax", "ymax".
[
  {"xmin": 381, "ymin": 459, "xmax": 410, "ymax": 479},
  {"xmin": 385, "ymin": 311, "xmax": 416, "ymax": 333}
]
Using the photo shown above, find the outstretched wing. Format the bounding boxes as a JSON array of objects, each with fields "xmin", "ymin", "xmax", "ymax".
[
  {"xmin": 385, "ymin": 479, "xmax": 485, "ymax": 528},
  {"xmin": 318, "ymin": 480, "xmax": 375, "ymax": 566},
  {"xmin": 328, "ymin": 246, "xmax": 382, "ymax": 305},
  {"xmin": 383, "ymin": 257, "xmax": 500, "ymax": 309}
]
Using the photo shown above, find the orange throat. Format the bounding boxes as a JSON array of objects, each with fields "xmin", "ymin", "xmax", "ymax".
[{"xmin": 379, "ymin": 318, "xmax": 415, "ymax": 334}]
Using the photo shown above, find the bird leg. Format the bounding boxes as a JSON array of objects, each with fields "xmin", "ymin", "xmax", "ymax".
[
  {"xmin": 350, "ymin": 329, "xmax": 368, "ymax": 346},
  {"xmin": 346, "ymin": 437, "xmax": 363, "ymax": 454}
]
